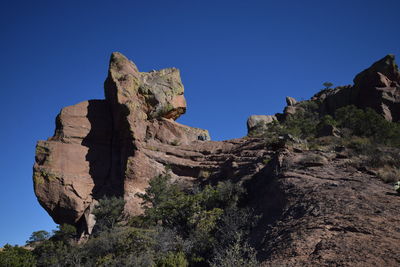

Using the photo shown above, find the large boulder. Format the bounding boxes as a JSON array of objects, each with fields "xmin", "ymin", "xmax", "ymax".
[{"xmin": 247, "ymin": 115, "xmax": 278, "ymax": 133}]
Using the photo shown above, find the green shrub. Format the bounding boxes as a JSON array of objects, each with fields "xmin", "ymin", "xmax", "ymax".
[
  {"xmin": 92, "ymin": 196, "xmax": 125, "ymax": 234},
  {"xmin": 28, "ymin": 173, "xmax": 259, "ymax": 266},
  {"xmin": 335, "ymin": 105, "xmax": 400, "ymax": 146},
  {"xmin": 26, "ymin": 230, "xmax": 50, "ymax": 245},
  {"xmin": 33, "ymin": 240, "xmax": 69, "ymax": 266},
  {"xmin": 136, "ymin": 173, "xmax": 258, "ymax": 265},
  {"xmin": 209, "ymin": 233, "xmax": 258, "ymax": 267},
  {"xmin": 156, "ymin": 251, "xmax": 188, "ymax": 267},
  {"xmin": 52, "ymin": 224, "xmax": 77, "ymax": 243},
  {"xmin": 0, "ymin": 244, "xmax": 36, "ymax": 267}
]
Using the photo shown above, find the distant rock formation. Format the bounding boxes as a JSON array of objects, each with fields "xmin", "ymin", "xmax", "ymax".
[
  {"xmin": 248, "ymin": 54, "xmax": 400, "ymax": 130},
  {"xmin": 315, "ymin": 54, "xmax": 400, "ymax": 121}
]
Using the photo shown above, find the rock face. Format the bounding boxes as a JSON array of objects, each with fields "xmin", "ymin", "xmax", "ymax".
[
  {"xmin": 285, "ymin": 96, "xmax": 297, "ymax": 106},
  {"xmin": 316, "ymin": 54, "xmax": 400, "ymax": 121},
  {"xmin": 247, "ymin": 54, "xmax": 400, "ymax": 135},
  {"xmin": 34, "ymin": 52, "xmax": 270, "ymax": 233},
  {"xmin": 247, "ymin": 115, "xmax": 277, "ymax": 133},
  {"xmin": 246, "ymin": 148, "xmax": 400, "ymax": 266}
]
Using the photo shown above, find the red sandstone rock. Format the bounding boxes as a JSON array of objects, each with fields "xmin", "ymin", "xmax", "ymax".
[
  {"xmin": 314, "ymin": 55, "xmax": 400, "ymax": 122},
  {"xmin": 34, "ymin": 52, "xmax": 272, "ymax": 234}
]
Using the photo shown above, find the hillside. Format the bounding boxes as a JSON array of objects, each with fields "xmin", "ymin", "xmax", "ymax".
[{"xmin": 22, "ymin": 53, "xmax": 400, "ymax": 266}]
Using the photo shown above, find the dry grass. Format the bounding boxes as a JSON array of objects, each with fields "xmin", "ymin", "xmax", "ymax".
[
  {"xmin": 377, "ymin": 166, "xmax": 400, "ymax": 183},
  {"xmin": 298, "ymin": 153, "xmax": 327, "ymax": 167}
]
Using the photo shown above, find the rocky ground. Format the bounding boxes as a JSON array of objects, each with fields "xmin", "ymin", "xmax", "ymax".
[{"xmin": 244, "ymin": 147, "xmax": 400, "ymax": 266}]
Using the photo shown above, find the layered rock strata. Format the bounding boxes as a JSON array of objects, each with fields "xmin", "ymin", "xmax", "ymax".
[
  {"xmin": 247, "ymin": 147, "xmax": 400, "ymax": 266},
  {"xmin": 33, "ymin": 52, "xmax": 271, "ymax": 233}
]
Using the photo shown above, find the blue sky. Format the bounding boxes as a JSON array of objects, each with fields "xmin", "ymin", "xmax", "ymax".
[{"xmin": 1, "ymin": 0, "xmax": 399, "ymax": 245}]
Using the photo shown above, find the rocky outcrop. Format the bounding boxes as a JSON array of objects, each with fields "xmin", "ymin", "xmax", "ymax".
[
  {"xmin": 315, "ymin": 54, "xmax": 400, "ymax": 121},
  {"xmin": 285, "ymin": 96, "xmax": 297, "ymax": 106},
  {"xmin": 247, "ymin": 115, "xmax": 278, "ymax": 133},
  {"xmin": 246, "ymin": 54, "xmax": 400, "ymax": 136},
  {"xmin": 34, "ymin": 52, "xmax": 271, "ymax": 234},
  {"xmin": 246, "ymin": 148, "xmax": 400, "ymax": 266}
]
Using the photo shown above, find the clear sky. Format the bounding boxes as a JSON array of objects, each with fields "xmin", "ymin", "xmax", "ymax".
[{"xmin": 1, "ymin": 0, "xmax": 399, "ymax": 246}]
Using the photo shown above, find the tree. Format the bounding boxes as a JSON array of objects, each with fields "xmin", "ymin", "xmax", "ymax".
[
  {"xmin": 323, "ymin": 82, "xmax": 333, "ymax": 89},
  {"xmin": 33, "ymin": 240, "xmax": 69, "ymax": 266},
  {"xmin": 52, "ymin": 224, "xmax": 77, "ymax": 243},
  {"xmin": 92, "ymin": 196, "xmax": 125, "ymax": 234},
  {"xmin": 26, "ymin": 230, "xmax": 50, "ymax": 245}
]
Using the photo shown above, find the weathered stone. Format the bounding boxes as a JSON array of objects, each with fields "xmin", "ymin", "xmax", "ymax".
[
  {"xmin": 317, "ymin": 124, "xmax": 341, "ymax": 137},
  {"xmin": 285, "ymin": 96, "xmax": 297, "ymax": 106},
  {"xmin": 247, "ymin": 149, "xmax": 400, "ymax": 266},
  {"xmin": 247, "ymin": 115, "xmax": 277, "ymax": 132},
  {"xmin": 34, "ymin": 52, "xmax": 267, "ymax": 233},
  {"xmin": 283, "ymin": 105, "xmax": 297, "ymax": 116},
  {"xmin": 317, "ymin": 54, "xmax": 400, "ymax": 121}
]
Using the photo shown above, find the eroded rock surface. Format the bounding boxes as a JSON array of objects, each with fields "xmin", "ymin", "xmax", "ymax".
[
  {"xmin": 246, "ymin": 149, "xmax": 400, "ymax": 266},
  {"xmin": 247, "ymin": 115, "xmax": 278, "ymax": 133},
  {"xmin": 34, "ymin": 52, "xmax": 270, "ymax": 233},
  {"xmin": 316, "ymin": 54, "xmax": 400, "ymax": 121}
]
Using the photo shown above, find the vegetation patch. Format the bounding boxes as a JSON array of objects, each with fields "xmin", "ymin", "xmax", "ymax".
[{"xmin": 23, "ymin": 172, "xmax": 259, "ymax": 266}]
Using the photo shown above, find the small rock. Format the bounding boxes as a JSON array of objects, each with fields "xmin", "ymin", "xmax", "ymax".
[
  {"xmin": 286, "ymin": 96, "xmax": 297, "ymax": 106},
  {"xmin": 247, "ymin": 115, "xmax": 277, "ymax": 132}
]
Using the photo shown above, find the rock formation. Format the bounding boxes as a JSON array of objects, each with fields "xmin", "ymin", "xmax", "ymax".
[
  {"xmin": 34, "ymin": 53, "xmax": 400, "ymax": 265},
  {"xmin": 33, "ymin": 52, "xmax": 271, "ymax": 234},
  {"xmin": 255, "ymin": 54, "xmax": 400, "ymax": 129},
  {"xmin": 315, "ymin": 54, "xmax": 400, "ymax": 121},
  {"xmin": 247, "ymin": 115, "xmax": 277, "ymax": 133},
  {"xmin": 247, "ymin": 147, "xmax": 400, "ymax": 266}
]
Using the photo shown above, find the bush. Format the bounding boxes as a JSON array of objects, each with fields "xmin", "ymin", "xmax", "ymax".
[
  {"xmin": 28, "ymin": 173, "xmax": 259, "ymax": 266},
  {"xmin": 136, "ymin": 173, "xmax": 258, "ymax": 265},
  {"xmin": 33, "ymin": 240, "xmax": 69, "ymax": 266},
  {"xmin": 282, "ymin": 101, "xmax": 320, "ymax": 139},
  {"xmin": 209, "ymin": 233, "xmax": 258, "ymax": 267},
  {"xmin": 156, "ymin": 251, "xmax": 188, "ymax": 267},
  {"xmin": 250, "ymin": 100, "xmax": 321, "ymax": 142},
  {"xmin": 298, "ymin": 154, "xmax": 326, "ymax": 167},
  {"xmin": 92, "ymin": 196, "xmax": 125, "ymax": 235},
  {"xmin": 377, "ymin": 166, "xmax": 400, "ymax": 183},
  {"xmin": 0, "ymin": 244, "xmax": 36, "ymax": 267},
  {"xmin": 52, "ymin": 224, "xmax": 77, "ymax": 243},
  {"xmin": 335, "ymin": 105, "xmax": 400, "ymax": 146},
  {"xmin": 26, "ymin": 230, "xmax": 50, "ymax": 245}
]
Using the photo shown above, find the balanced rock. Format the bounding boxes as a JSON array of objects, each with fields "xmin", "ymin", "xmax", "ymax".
[
  {"xmin": 34, "ymin": 52, "xmax": 271, "ymax": 234},
  {"xmin": 285, "ymin": 96, "xmax": 297, "ymax": 106}
]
